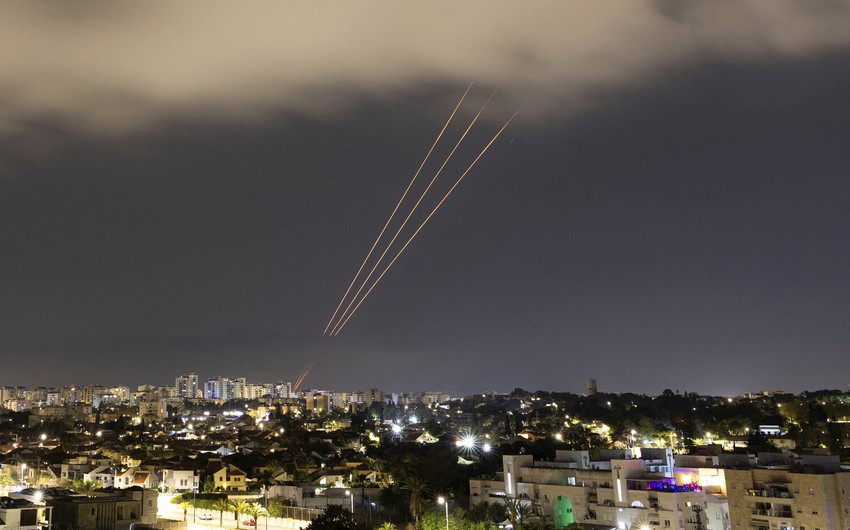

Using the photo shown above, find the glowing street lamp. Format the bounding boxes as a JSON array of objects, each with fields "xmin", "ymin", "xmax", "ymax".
[
  {"xmin": 482, "ymin": 443, "xmax": 492, "ymax": 453},
  {"xmin": 437, "ymin": 496, "xmax": 449, "ymax": 530},
  {"xmin": 345, "ymin": 489, "xmax": 354, "ymax": 513},
  {"xmin": 456, "ymin": 434, "xmax": 476, "ymax": 451}
]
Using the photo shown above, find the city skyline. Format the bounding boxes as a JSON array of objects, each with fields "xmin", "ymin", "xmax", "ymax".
[{"xmin": 2, "ymin": 3, "xmax": 850, "ymax": 395}]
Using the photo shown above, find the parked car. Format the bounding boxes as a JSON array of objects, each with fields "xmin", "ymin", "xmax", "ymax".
[
  {"xmin": 242, "ymin": 520, "xmax": 256, "ymax": 527},
  {"xmin": 199, "ymin": 513, "xmax": 215, "ymax": 521}
]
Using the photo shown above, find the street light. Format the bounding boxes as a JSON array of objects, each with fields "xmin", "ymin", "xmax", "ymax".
[
  {"xmin": 346, "ymin": 489, "xmax": 354, "ymax": 513},
  {"xmin": 437, "ymin": 496, "xmax": 448, "ymax": 530}
]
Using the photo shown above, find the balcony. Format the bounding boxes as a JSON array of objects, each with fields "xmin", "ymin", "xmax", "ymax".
[
  {"xmin": 751, "ymin": 508, "xmax": 793, "ymax": 518},
  {"xmin": 747, "ymin": 489, "xmax": 793, "ymax": 499},
  {"xmin": 627, "ymin": 480, "xmax": 702, "ymax": 493}
]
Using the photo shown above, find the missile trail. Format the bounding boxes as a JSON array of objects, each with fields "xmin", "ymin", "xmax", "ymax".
[
  {"xmin": 294, "ymin": 343, "xmax": 328, "ymax": 390},
  {"xmin": 321, "ymin": 84, "xmax": 473, "ymax": 336},
  {"xmin": 299, "ymin": 87, "xmax": 474, "ymax": 391},
  {"xmin": 331, "ymin": 105, "xmax": 524, "ymax": 336},
  {"xmin": 297, "ymin": 93, "xmax": 523, "ymax": 390},
  {"xmin": 328, "ymin": 92, "xmax": 495, "ymax": 336},
  {"xmin": 294, "ymin": 361, "xmax": 313, "ymax": 390}
]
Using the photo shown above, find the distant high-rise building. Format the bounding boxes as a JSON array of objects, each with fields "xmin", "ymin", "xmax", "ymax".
[
  {"xmin": 586, "ymin": 378, "xmax": 597, "ymax": 396},
  {"xmin": 205, "ymin": 377, "xmax": 229, "ymax": 400},
  {"xmin": 273, "ymin": 382, "xmax": 293, "ymax": 399},
  {"xmin": 364, "ymin": 389, "xmax": 383, "ymax": 407},
  {"xmin": 421, "ymin": 391, "xmax": 450, "ymax": 405},
  {"xmin": 306, "ymin": 393, "xmax": 329, "ymax": 414},
  {"xmin": 176, "ymin": 373, "xmax": 199, "ymax": 399},
  {"xmin": 229, "ymin": 377, "xmax": 247, "ymax": 400}
]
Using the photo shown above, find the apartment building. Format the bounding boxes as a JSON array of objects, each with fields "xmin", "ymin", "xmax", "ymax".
[
  {"xmin": 471, "ymin": 448, "xmax": 729, "ymax": 530},
  {"xmin": 175, "ymin": 373, "xmax": 199, "ymax": 399},
  {"xmin": 725, "ymin": 453, "xmax": 850, "ymax": 530}
]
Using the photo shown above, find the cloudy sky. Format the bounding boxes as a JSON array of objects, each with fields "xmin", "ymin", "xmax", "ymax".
[{"xmin": 2, "ymin": 1, "xmax": 849, "ymax": 395}]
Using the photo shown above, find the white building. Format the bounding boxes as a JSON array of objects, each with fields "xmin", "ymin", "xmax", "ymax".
[
  {"xmin": 175, "ymin": 373, "xmax": 200, "ymax": 399},
  {"xmin": 471, "ymin": 448, "xmax": 729, "ymax": 530}
]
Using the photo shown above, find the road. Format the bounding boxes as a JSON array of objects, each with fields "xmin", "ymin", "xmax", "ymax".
[{"xmin": 158, "ymin": 498, "xmax": 312, "ymax": 530}]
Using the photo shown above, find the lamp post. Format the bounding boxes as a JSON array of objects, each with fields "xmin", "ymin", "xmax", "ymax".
[
  {"xmin": 437, "ymin": 496, "xmax": 448, "ymax": 530},
  {"xmin": 345, "ymin": 489, "xmax": 354, "ymax": 513}
]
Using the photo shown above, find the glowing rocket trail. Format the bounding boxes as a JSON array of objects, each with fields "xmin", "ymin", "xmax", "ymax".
[
  {"xmin": 293, "ymin": 344, "xmax": 327, "ymax": 390},
  {"xmin": 321, "ymin": 84, "xmax": 473, "ymax": 336},
  {"xmin": 296, "ymin": 94, "xmax": 523, "ymax": 390},
  {"xmin": 294, "ymin": 360, "xmax": 314, "ymax": 390},
  {"xmin": 297, "ymin": 87, "xmax": 473, "ymax": 391},
  {"xmin": 328, "ymin": 92, "xmax": 495, "ymax": 336},
  {"xmin": 331, "ymin": 105, "xmax": 524, "ymax": 336}
]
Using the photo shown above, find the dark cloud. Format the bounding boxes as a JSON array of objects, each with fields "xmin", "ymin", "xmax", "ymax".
[{"xmin": 2, "ymin": 1, "xmax": 850, "ymax": 141}]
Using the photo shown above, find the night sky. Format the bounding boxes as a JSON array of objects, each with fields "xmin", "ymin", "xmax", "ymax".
[{"xmin": 2, "ymin": 2, "xmax": 850, "ymax": 396}]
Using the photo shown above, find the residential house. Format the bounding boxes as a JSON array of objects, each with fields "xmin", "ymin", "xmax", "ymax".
[
  {"xmin": 206, "ymin": 459, "xmax": 247, "ymax": 491},
  {"xmin": 161, "ymin": 464, "xmax": 199, "ymax": 493}
]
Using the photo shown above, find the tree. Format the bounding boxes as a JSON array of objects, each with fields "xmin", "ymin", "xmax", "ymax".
[
  {"xmin": 467, "ymin": 501, "xmax": 506, "ymax": 524},
  {"xmin": 418, "ymin": 506, "xmax": 490, "ymax": 530},
  {"xmin": 72, "ymin": 479, "xmax": 102, "ymax": 497},
  {"xmin": 0, "ymin": 473, "xmax": 15, "ymax": 493},
  {"xmin": 255, "ymin": 469, "xmax": 275, "ymax": 491},
  {"xmin": 401, "ymin": 475, "xmax": 428, "ymax": 524},
  {"xmin": 267, "ymin": 496, "xmax": 293, "ymax": 518},
  {"xmin": 378, "ymin": 485, "xmax": 407, "ymax": 520},
  {"xmin": 229, "ymin": 499, "xmax": 250, "ymax": 528},
  {"xmin": 179, "ymin": 501, "xmax": 191, "ymax": 522},
  {"xmin": 304, "ymin": 505, "xmax": 364, "ymax": 530},
  {"xmin": 503, "ymin": 498, "xmax": 532, "ymax": 529},
  {"xmin": 212, "ymin": 498, "xmax": 231, "ymax": 527},
  {"xmin": 378, "ymin": 523, "xmax": 397, "ymax": 530},
  {"xmin": 366, "ymin": 457, "xmax": 385, "ymax": 486},
  {"xmin": 245, "ymin": 503, "xmax": 269, "ymax": 527}
]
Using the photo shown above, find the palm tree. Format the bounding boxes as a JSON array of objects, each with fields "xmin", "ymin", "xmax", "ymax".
[
  {"xmin": 295, "ymin": 455, "xmax": 317, "ymax": 472},
  {"xmin": 245, "ymin": 502, "xmax": 269, "ymax": 527},
  {"xmin": 503, "ymin": 498, "xmax": 532, "ymax": 529},
  {"xmin": 378, "ymin": 523, "xmax": 397, "ymax": 530},
  {"xmin": 212, "ymin": 498, "xmax": 231, "ymax": 527},
  {"xmin": 255, "ymin": 470, "xmax": 275, "ymax": 491},
  {"xmin": 229, "ymin": 499, "xmax": 250, "ymax": 529},
  {"xmin": 401, "ymin": 475, "xmax": 428, "ymax": 524},
  {"xmin": 73, "ymin": 479, "xmax": 102, "ymax": 497},
  {"xmin": 366, "ymin": 457, "xmax": 386, "ymax": 486},
  {"xmin": 179, "ymin": 501, "xmax": 191, "ymax": 522}
]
